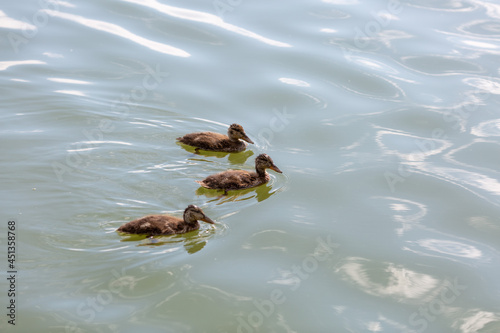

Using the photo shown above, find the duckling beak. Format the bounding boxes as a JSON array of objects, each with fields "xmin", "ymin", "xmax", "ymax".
[
  {"xmin": 201, "ymin": 216, "xmax": 215, "ymax": 224},
  {"xmin": 241, "ymin": 133, "xmax": 254, "ymax": 144},
  {"xmin": 270, "ymin": 164, "xmax": 283, "ymax": 174}
]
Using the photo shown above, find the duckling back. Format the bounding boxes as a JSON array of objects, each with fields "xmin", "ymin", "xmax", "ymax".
[
  {"xmin": 177, "ymin": 132, "xmax": 246, "ymax": 152},
  {"xmin": 117, "ymin": 215, "xmax": 185, "ymax": 235},
  {"xmin": 196, "ymin": 169, "xmax": 268, "ymax": 191}
]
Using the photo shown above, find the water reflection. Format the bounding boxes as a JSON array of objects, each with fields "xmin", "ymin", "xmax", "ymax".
[
  {"xmin": 376, "ymin": 196, "xmax": 494, "ymax": 264},
  {"xmin": 122, "ymin": 0, "xmax": 291, "ymax": 47},
  {"xmin": 373, "ymin": 196, "xmax": 428, "ymax": 235},
  {"xmin": 471, "ymin": 119, "xmax": 500, "ymax": 137},
  {"xmin": 458, "ymin": 19, "xmax": 500, "ymax": 37},
  {"xmin": 196, "ymin": 181, "xmax": 276, "ymax": 204},
  {"xmin": 177, "ymin": 141, "xmax": 254, "ymax": 164},
  {"xmin": 458, "ymin": 310, "xmax": 500, "ymax": 332},
  {"xmin": 407, "ymin": 0, "xmax": 478, "ymax": 12},
  {"xmin": 0, "ymin": 60, "xmax": 45, "ymax": 71},
  {"xmin": 118, "ymin": 226, "xmax": 216, "ymax": 254},
  {"xmin": 336, "ymin": 257, "xmax": 438, "ymax": 300},
  {"xmin": 0, "ymin": 10, "xmax": 36, "ymax": 29},
  {"xmin": 463, "ymin": 77, "xmax": 500, "ymax": 94},
  {"xmin": 401, "ymin": 55, "xmax": 481, "ymax": 75},
  {"xmin": 348, "ymin": 56, "xmax": 399, "ymax": 75},
  {"xmin": 411, "ymin": 239, "xmax": 482, "ymax": 259},
  {"xmin": 375, "ymin": 128, "xmax": 452, "ymax": 161},
  {"xmin": 416, "ymin": 164, "xmax": 500, "ymax": 198},
  {"xmin": 337, "ymin": 69, "xmax": 405, "ymax": 101},
  {"xmin": 44, "ymin": 9, "xmax": 190, "ymax": 57}
]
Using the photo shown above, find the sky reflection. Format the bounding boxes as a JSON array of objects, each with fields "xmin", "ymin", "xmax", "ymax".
[
  {"xmin": 44, "ymin": 10, "xmax": 190, "ymax": 57},
  {"xmin": 122, "ymin": 0, "xmax": 291, "ymax": 48},
  {"xmin": 414, "ymin": 239, "xmax": 482, "ymax": 259},
  {"xmin": 336, "ymin": 257, "xmax": 438, "ymax": 300}
]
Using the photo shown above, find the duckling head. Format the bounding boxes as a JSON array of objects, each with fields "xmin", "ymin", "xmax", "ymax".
[
  {"xmin": 183, "ymin": 205, "xmax": 215, "ymax": 224},
  {"xmin": 255, "ymin": 153, "xmax": 282, "ymax": 176},
  {"xmin": 228, "ymin": 124, "xmax": 254, "ymax": 144}
]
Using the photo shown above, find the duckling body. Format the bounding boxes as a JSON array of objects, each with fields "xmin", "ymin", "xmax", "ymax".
[
  {"xmin": 177, "ymin": 123, "xmax": 253, "ymax": 152},
  {"xmin": 196, "ymin": 154, "xmax": 282, "ymax": 192},
  {"xmin": 117, "ymin": 205, "xmax": 214, "ymax": 236}
]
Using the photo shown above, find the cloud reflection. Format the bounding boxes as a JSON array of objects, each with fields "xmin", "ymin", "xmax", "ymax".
[
  {"xmin": 416, "ymin": 164, "xmax": 500, "ymax": 197},
  {"xmin": 122, "ymin": 0, "xmax": 291, "ymax": 48},
  {"xmin": 43, "ymin": 10, "xmax": 190, "ymax": 57},
  {"xmin": 463, "ymin": 77, "xmax": 500, "ymax": 94},
  {"xmin": 0, "ymin": 10, "xmax": 36, "ymax": 29},
  {"xmin": 471, "ymin": 119, "xmax": 500, "ymax": 137},
  {"xmin": 375, "ymin": 128, "xmax": 452, "ymax": 161},
  {"xmin": 375, "ymin": 197, "xmax": 428, "ymax": 235},
  {"xmin": 54, "ymin": 89, "xmax": 87, "ymax": 97},
  {"xmin": 279, "ymin": 77, "xmax": 310, "ymax": 87},
  {"xmin": 457, "ymin": 310, "xmax": 500, "ymax": 332},
  {"xmin": 0, "ymin": 60, "xmax": 45, "ymax": 71},
  {"xmin": 414, "ymin": 239, "xmax": 482, "ymax": 259},
  {"xmin": 336, "ymin": 257, "xmax": 438, "ymax": 300},
  {"xmin": 48, "ymin": 77, "xmax": 92, "ymax": 85}
]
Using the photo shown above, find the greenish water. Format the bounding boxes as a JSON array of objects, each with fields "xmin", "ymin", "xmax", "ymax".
[{"xmin": 2, "ymin": 0, "xmax": 500, "ymax": 332}]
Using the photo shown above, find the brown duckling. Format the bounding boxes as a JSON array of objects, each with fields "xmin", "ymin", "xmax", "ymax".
[
  {"xmin": 196, "ymin": 153, "xmax": 282, "ymax": 193},
  {"xmin": 177, "ymin": 123, "xmax": 254, "ymax": 152},
  {"xmin": 117, "ymin": 205, "xmax": 214, "ymax": 236}
]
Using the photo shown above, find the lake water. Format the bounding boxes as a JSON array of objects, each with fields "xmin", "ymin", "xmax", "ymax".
[{"xmin": 2, "ymin": 0, "xmax": 500, "ymax": 332}]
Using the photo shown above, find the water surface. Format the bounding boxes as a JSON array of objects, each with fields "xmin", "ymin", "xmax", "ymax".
[{"xmin": 1, "ymin": 0, "xmax": 500, "ymax": 332}]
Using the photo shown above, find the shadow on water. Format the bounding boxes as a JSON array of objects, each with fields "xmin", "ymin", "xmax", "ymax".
[
  {"xmin": 195, "ymin": 182, "xmax": 277, "ymax": 204},
  {"xmin": 117, "ymin": 226, "xmax": 217, "ymax": 254},
  {"xmin": 176, "ymin": 141, "xmax": 254, "ymax": 164}
]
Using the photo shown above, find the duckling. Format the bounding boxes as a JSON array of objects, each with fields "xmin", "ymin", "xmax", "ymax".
[
  {"xmin": 196, "ymin": 153, "xmax": 282, "ymax": 192},
  {"xmin": 117, "ymin": 205, "xmax": 214, "ymax": 236},
  {"xmin": 177, "ymin": 123, "xmax": 254, "ymax": 152}
]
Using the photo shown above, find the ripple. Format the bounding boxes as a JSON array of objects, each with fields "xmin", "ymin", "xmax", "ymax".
[
  {"xmin": 408, "ymin": 0, "xmax": 478, "ymax": 12},
  {"xmin": 54, "ymin": 89, "xmax": 87, "ymax": 97},
  {"xmin": 348, "ymin": 56, "xmax": 399, "ymax": 74},
  {"xmin": 414, "ymin": 239, "xmax": 482, "ymax": 259},
  {"xmin": 121, "ymin": 0, "xmax": 291, "ymax": 47},
  {"xmin": 279, "ymin": 77, "xmax": 311, "ymax": 87},
  {"xmin": 0, "ymin": 9, "xmax": 36, "ymax": 29},
  {"xmin": 376, "ymin": 129, "xmax": 452, "ymax": 161},
  {"xmin": 463, "ymin": 77, "xmax": 500, "ymax": 94},
  {"xmin": 336, "ymin": 257, "xmax": 438, "ymax": 301},
  {"xmin": 337, "ymin": 69, "xmax": 405, "ymax": 100},
  {"xmin": 445, "ymin": 140, "xmax": 500, "ymax": 172},
  {"xmin": 48, "ymin": 77, "xmax": 92, "ymax": 85},
  {"xmin": 371, "ymin": 196, "xmax": 428, "ymax": 235},
  {"xmin": 44, "ymin": 210, "xmax": 228, "ymax": 255},
  {"xmin": 44, "ymin": 9, "xmax": 190, "ymax": 57},
  {"xmin": 414, "ymin": 164, "xmax": 500, "ymax": 199},
  {"xmin": 401, "ymin": 55, "xmax": 481, "ymax": 75},
  {"xmin": 471, "ymin": 119, "xmax": 500, "ymax": 137},
  {"xmin": 458, "ymin": 19, "xmax": 500, "ymax": 37},
  {"xmin": 458, "ymin": 311, "xmax": 500, "ymax": 332},
  {"xmin": 0, "ymin": 60, "xmax": 46, "ymax": 71},
  {"xmin": 460, "ymin": 38, "xmax": 500, "ymax": 51}
]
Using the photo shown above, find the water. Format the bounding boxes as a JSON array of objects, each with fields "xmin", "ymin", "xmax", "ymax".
[{"xmin": 2, "ymin": 0, "xmax": 500, "ymax": 332}]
